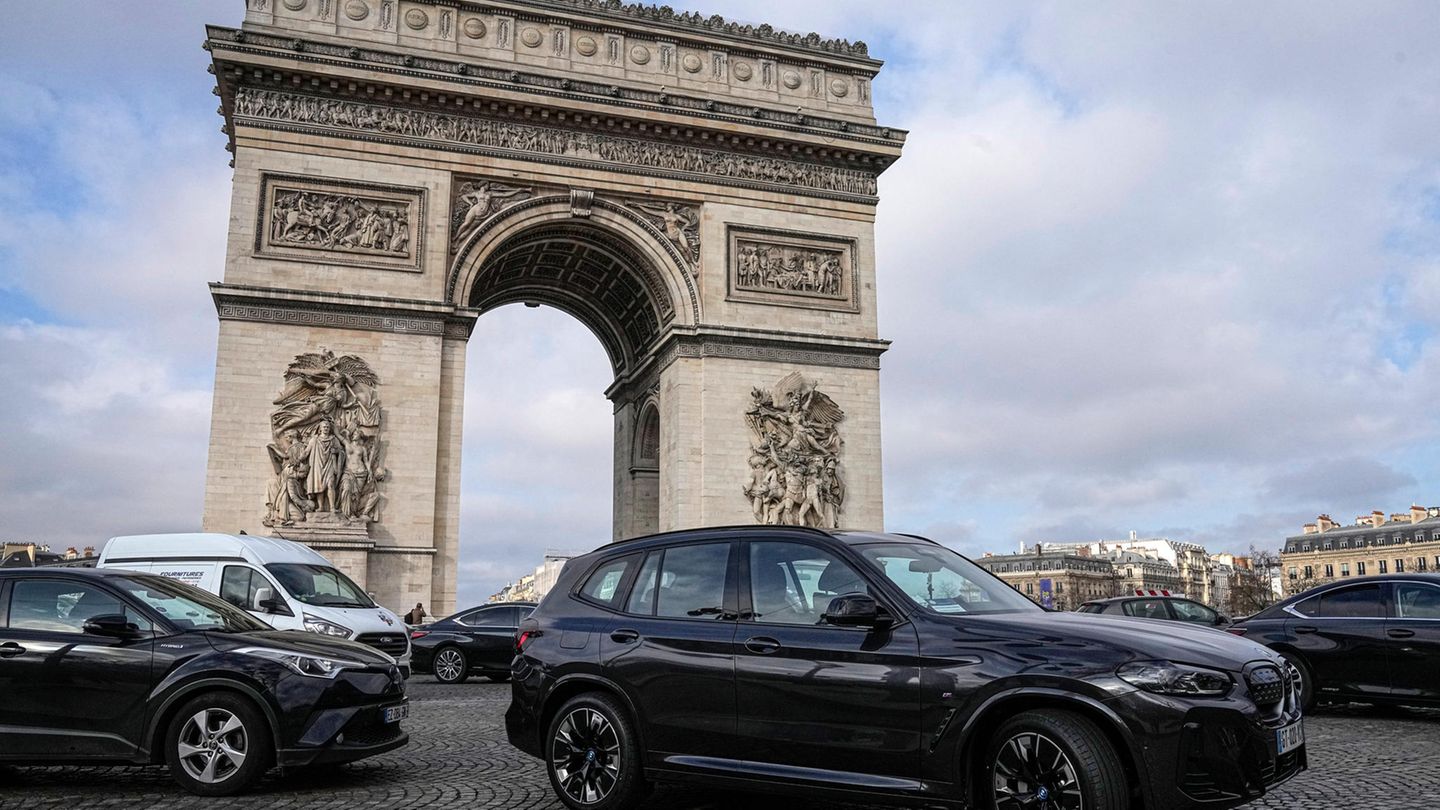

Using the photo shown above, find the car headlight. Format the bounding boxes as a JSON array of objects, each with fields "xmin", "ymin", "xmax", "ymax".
[
  {"xmin": 236, "ymin": 646, "xmax": 365, "ymax": 679},
  {"xmin": 303, "ymin": 613, "xmax": 352, "ymax": 638},
  {"xmin": 1117, "ymin": 660, "xmax": 1232, "ymax": 697}
]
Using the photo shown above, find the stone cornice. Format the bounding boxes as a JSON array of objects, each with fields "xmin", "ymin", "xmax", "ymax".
[
  {"xmin": 211, "ymin": 283, "xmax": 480, "ymax": 339},
  {"xmin": 483, "ymin": 0, "xmax": 879, "ymax": 64},
  {"xmin": 206, "ymin": 27, "xmax": 906, "ymax": 152}
]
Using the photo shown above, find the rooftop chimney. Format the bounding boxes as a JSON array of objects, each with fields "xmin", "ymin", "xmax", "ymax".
[
  {"xmin": 1412, "ymin": 505, "xmax": 1427, "ymax": 524},
  {"xmin": 1371, "ymin": 511, "xmax": 1386, "ymax": 528},
  {"xmin": 1316, "ymin": 515, "xmax": 1336, "ymax": 533},
  {"xmin": 1302, "ymin": 523, "xmax": 1318, "ymax": 535}
]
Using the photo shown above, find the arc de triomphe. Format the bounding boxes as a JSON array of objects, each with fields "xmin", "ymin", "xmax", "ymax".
[{"xmin": 199, "ymin": 0, "xmax": 904, "ymax": 614}]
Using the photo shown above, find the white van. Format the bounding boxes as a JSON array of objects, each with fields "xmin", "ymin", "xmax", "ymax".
[{"xmin": 98, "ymin": 533, "xmax": 411, "ymax": 675}]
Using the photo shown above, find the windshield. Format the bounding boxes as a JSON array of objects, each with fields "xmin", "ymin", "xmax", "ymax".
[
  {"xmin": 266, "ymin": 563, "xmax": 375, "ymax": 608},
  {"xmin": 859, "ymin": 543, "xmax": 1040, "ymax": 615},
  {"xmin": 114, "ymin": 574, "xmax": 270, "ymax": 633}
]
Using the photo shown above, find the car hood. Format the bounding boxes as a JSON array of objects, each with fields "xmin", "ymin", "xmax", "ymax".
[
  {"xmin": 209, "ymin": 629, "xmax": 396, "ymax": 665},
  {"xmin": 952, "ymin": 609, "xmax": 1280, "ymax": 671}
]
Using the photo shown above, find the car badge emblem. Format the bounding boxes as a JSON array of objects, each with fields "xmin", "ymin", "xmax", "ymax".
[
  {"xmin": 382, "ymin": 614, "xmax": 395, "ymax": 626},
  {"xmin": 1036, "ymin": 787, "xmax": 1050, "ymax": 801}
]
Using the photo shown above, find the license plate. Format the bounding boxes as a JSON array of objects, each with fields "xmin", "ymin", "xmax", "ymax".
[
  {"xmin": 1276, "ymin": 719, "xmax": 1303, "ymax": 754},
  {"xmin": 383, "ymin": 704, "xmax": 409, "ymax": 724}
]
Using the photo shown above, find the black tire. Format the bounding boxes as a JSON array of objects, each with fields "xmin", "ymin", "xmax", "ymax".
[
  {"xmin": 432, "ymin": 646, "xmax": 469, "ymax": 684},
  {"xmin": 545, "ymin": 692, "xmax": 646, "ymax": 810},
  {"xmin": 164, "ymin": 691, "xmax": 273, "ymax": 797},
  {"xmin": 486, "ymin": 673, "xmax": 512, "ymax": 683},
  {"xmin": 984, "ymin": 710, "xmax": 1127, "ymax": 810},
  {"xmin": 1280, "ymin": 652, "xmax": 1317, "ymax": 712}
]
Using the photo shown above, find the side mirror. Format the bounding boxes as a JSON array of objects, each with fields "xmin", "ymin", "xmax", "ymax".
[
  {"xmin": 253, "ymin": 587, "xmax": 273, "ymax": 611},
  {"xmin": 83, "ymin": 614, "xmax": 140, "ymax": 638},
  {"xmin": 822, "ymin": 593, "xmax": 890, "ymax": 628},
  {"xmin": 1215, "ymin": 614, "xmax": 1230, "ymax": 626}
]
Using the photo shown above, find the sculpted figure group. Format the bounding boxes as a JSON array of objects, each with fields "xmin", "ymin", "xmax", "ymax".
[
  {"xmin": 270, "ymin": 190, "xmax": 412, "ymax": 256},
  {"xmin": 264, "ymin": 350, "xmax": 387, "ymax": 528},
  {"xmin": 744, "ymin": 372, "xmax": 846, "ymax": 528},
  {"xmin": 737, "ymin": 242, "xmax": 843, "ymax": 296}
]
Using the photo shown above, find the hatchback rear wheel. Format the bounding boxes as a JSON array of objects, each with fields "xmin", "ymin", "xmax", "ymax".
[
  {"xmin": 545, "ymin": 693, "xmax": 645, "ymax": 809},
  {"xmin": 986, "ymin": 710, "xmax": 1127, "ymax": 810}
]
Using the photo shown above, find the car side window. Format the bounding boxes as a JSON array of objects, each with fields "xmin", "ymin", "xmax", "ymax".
[
  {"xmin": 1394, "ymin": 584, "xmax": 1440, "ymax": 619},
  {"xmin": 625, "ymin": 552, "xmax": 662, "ymax": 616},
  {"xmin": 748, "ymin": 541, "xmax": 867, "ymax": 626},
  {"xmin": 654, "ymin": 543, "xmax": 731, "ymax": 620},
  {"xmin": 219, "ymin": 566, "xmax": 271, "ymax": 611},
  {"xmin": 579, "ymin": 555, "xmax": 638, "ymax": 608},
  {"xmin": 1317, "ymin": 584, "xmax": 1382, "ymax": 618},
  {"xmin": 1170, "ymin": 600, "xmax": 1218, "ymax": 624},
  {"xmin": 1123, "ymin": 599, "xmax": 1170, "ymax": 620},
  {"xmin": 7, "ymin": 579, "xmax": 148, "ymax": 634},
  {"xmin": 465, "ymin": 607, "xmax": 519, "ymax": 627}
]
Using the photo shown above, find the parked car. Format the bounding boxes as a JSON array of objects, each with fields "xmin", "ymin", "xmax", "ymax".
[
  {"xmin": 1227, "ymin": 574, "xmax": 1440, "ymax": 710},
  {"xmin": 0, "ymin": 566, "xmax": 408, "ymax": 795},
  {"xmin": 99, "ymin": 533, "xmax": 412, "ymax": 676},
  {"xmin": 1078, "ymin": 593, "xmax": 1233, "ymax": 627},
  {"xmin": 411, "ymin": 601, "xmax": 537, "ymax": 684},
  {"xmin": 507, "ymin": 526, "xmax": 1305, "ymax": 810}
]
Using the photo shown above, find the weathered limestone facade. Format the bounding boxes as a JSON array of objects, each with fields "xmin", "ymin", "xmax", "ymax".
[{"xmin": 200, "ymin": 0, "xmax": 904, "ymax": 615}]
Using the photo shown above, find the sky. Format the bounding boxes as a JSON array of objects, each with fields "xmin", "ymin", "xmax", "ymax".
[{"xmin": 4, "ymin": 1, "xmax": 1440, "ymax": 610}]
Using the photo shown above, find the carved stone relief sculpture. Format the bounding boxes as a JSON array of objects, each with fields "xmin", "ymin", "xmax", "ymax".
[
  {"xmin": 264, "ymin": 350, "xmax": 386, "ymax": 532},
  {"xmin": 627, "ymin": 198, "xmax": 700, "ymax": 270},
  {"xmin": 728, "ymin": 226, "xmax": 857, "ymax": 312},
  {"xmin": 256, "ymin": 174, "xmax": 424, "ymax": 272},
  {"xmin": 451, "ymin": 179, "xmax": 535, "ymax": 248},
  {"xmin": 744, "ymin": 372, "xmax": 845, "ymax": 529}
]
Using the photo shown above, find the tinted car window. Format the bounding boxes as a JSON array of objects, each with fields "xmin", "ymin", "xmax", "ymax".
[
  {"xmin": 580, "ymin": 556, "xmax": 636, "ymax": 607},
  {"xmin": 219, "ymin": 566, "xmax": 273, "ymax": 611},
  {"xmin": 266, "ymin": 563, "xmax": 374, "ymax": 609},
  {"xmin": 7, "ymin": 580, "xmax": 144, "ymax": 634},
  {"xmin": 749, "ymin": 541, "xmax": 866, "ymax": 625},
  {"xmin": 464, "ymin": 607, "xmax": 518, "ymax": 627},
  {"xmin": 1395, "ymin": 584, "xmax": 1440, "ymax": 619},
  {"xmin": 625, "ymin": 552, "xmax": 662, "ymax": 615},
  {"xmin": 1123, "ymin": 599, "xmax": 1171, "ymax": 620},
  {"xmin": 1170, "ymin": 600, "xmax": 1218, "ymax": 624},
  {"xmin": 1076, "ymin": 604, "xmax": 1103, "ymax": 613},
  {"xmin": 860, "ymin": 543, "xmax": 1037, "ymax": 614},
  {"xmin": 655, "ymin": 544, "xmax": 730, "ymax": 619},
  {"xmin": 1318, "ymin": 584, "xmax": 1382, "ymax": 618}
]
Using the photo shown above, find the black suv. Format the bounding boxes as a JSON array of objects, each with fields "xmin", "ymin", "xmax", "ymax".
[
  {"xmin": 0, "ymin": 567, "xmax": 409, "ymax": 795},
  {"xmin": 507, "ymin": 527, "xmax": 1305, "ymax": 810}
]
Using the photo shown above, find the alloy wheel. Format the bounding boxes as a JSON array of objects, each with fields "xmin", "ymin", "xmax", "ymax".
[
  {"xmin": 176, "ymin": 708, "xmax": 248, "ymax": 785},
  {"xmin": 992, "ymin": 730, "xmax": 1084, "ymax": 810},
  {"xmin": 435, "ymin": 648, "xmax": 465, "ymax": 682},
  {"xmin": 550, "ymin": 707, "xmax": 622, "ymax": 805}
]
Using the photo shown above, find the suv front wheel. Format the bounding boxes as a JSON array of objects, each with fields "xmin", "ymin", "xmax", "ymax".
[
  {"xmin": 986, "ymin": 710, "xmax": 1127, "ymax": 810},
  {"xmin": 546, "ymin": 693, "xmax": 646, "ymax": 809}
]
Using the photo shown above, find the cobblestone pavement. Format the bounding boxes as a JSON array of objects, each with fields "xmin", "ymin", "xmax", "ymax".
[{"xmin": 2, "ymin": 681, "xmax": 1437, "ymax": 809}]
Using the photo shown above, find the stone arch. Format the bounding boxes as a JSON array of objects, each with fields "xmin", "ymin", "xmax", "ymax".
[
  {"xmin": 632, "ymin": 398, "xmax": 661, "ymax": 472},
  {"xmin": 446, "ymin": 195, "xmax": 700, "ymax": 377}
]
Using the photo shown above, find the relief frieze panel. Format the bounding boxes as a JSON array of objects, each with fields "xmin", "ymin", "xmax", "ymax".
[
  {"xmin": 256, "ymin": 173, "xmax": 425, "ymax": 272},
  {"xmin": 727, "ymin": 226, "xmax": 858, "ymax": 312},
  {"xmin": 232, "ymin": 88, "xmax": 879, "ymax": 198},
  {"xmin": 744, "ymin": 372, "xmax": 845, "ymax": 529}
]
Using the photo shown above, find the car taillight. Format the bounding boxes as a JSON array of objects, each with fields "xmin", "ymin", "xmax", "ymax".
[
  {"xmin": 410, "ymin": 630, "xmax": 429, "ymax": 640},
  {"xmin": 1225, "ymin": 627, "xmax": 1247, "ymax": 636},
  {"xmin": 516, "ymin": 629, "xmax": 536, "ymax": 653}
]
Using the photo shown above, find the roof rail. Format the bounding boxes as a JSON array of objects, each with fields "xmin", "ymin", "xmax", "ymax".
[
  {"xmin": 891, "ymin": 532, "xmax": 940, "ymax": 545},
  {"xmin": 608, "ymin": 524, "xmax": 837, "ymax": 546}
]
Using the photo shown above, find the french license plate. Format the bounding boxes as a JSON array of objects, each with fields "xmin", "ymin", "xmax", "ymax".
[
  {"xmin": 1276, "ymin": 720, "xmax": 1303, "ymax": 754},
  {"xmin": 383, "ymin": 704, "xmax": 409, "ymax": 724}
]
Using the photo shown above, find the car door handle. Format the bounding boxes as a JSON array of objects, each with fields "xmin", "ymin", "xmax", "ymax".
[
  {"xmin": 609, "ymin": 629, "xmax": 639, "ymax": 644},
  {"xmin": 0, "ymin": 643, "xmax": 25, "ymax": 658},
  {"xmin": 1388, "ymin": 628, "xmax": 1416, "ymax": 639},
  {"xmin": 1293, "ymin": 625, "xmax": 1318, "ymax": 635},
  {"xmin": 744, "ymin": 637, "xmax": 781, "ymax": 655}
]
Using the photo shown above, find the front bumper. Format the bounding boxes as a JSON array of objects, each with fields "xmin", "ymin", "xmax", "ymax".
[
  {"xmin": 1112, "ymin": 688, "xmax": 1307, "ymax": 809},
  {"xmin": 274, "ymin": 664, "xmax": 411, "ymax": 769}
]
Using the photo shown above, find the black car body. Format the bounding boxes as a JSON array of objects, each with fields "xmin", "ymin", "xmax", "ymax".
[
  {"xmin": 0, "ymin": 567, "xmax": 408, "ymax": 795},
  {"xmin": 1078, "ymin": 594, "xmax": 1233, "ymax": 628},
  {"xmin": 411, "ymin": 601, "xmax": 537, "ymax": 683},
  {"xmin": 1228, "ymin": 573, "xmax": 1440, "ymax": 709},
  {"xmin": 506, "ymin": 527, "xmax": 1305, "ymax": 810}
]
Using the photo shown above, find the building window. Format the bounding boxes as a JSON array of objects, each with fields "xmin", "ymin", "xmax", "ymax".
[
  {"xmin": 1396, "ymin": 559, "xmax": 1406, "ymax": 573},
  {"xmin": 1025, "ymin": 582, "xmax": 1034, "ymax": 595},
  {"xmin": 1358, "ymin": 561, "xmax": 1367, "ymax": 575},
  {"xmin": 1379, "ymin": 560, "xmax": 1388, "ymax": 574},
  {"xmin": 1341, "ymin": 563, "xmax": 1350, "ymax": 576},
  {"xmin": 1418, "ymin": 533, "xmax": 1426, "ymax": 543},
  {"xmin": 1056, "ymin": 582, "xmax": 1065, "ymax": 594},
  {"xmin": 1288, "ymin": 567, "xmax": 1298, "ymax": 581},
  {"xmin": 1304, "ymin": 565, "xmax": 1314, "ymax": 579},
  {"xmin": 1339, "ymin": 540, "xmax": 1348, "ymax": 549},
  {"xmin": 1419, "ymin": 557, "xmax": 1429, "ymax": 572},
  {"xmin": 1324, "ymin": 564, "xmax": 1334, "ymax": 578},
  {"xmin": 1303, "ymin": 543, "xmax": 1312, "ymax": 552},
  {"xmin": 1323, "ymin": 542, "xmax": 1332, "ymax": 550}
]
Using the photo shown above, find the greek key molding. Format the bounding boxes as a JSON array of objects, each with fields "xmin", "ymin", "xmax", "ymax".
[{"xmin": 232, "ymin": 88, "xmax": 878, "ymax": 200}]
